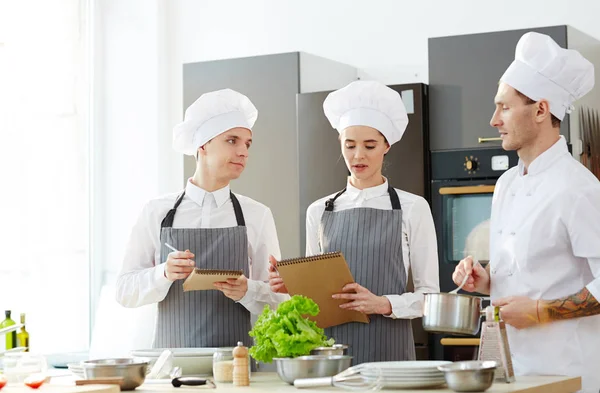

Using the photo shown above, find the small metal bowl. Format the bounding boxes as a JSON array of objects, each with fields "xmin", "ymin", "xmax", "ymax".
[
  {"xmin": 310, "ymin": 344, "xmax": 349, "ymax": 356},
  {"xmin": 273, "ymin": 355, "xmax": 352, "ymax": 384},
  {"xmin": 438, "ymin": 360, "xmax": 497, "ymax": 392},
  {"xmin": 82, "ymin": 358, "xmax": 149, "ymax": 391}
]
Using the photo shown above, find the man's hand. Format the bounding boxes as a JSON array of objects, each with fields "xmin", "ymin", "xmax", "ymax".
[
  {"xmin": 213, "ymin": 275, "xmax": 249, "ymax": 301},
  {"xmin": 164, "ymin": 250, "xmax": 195, "ymax": 281},
  {"xmin": 493, "ymin": 296, "xmax": 540, "ymax": 329}
]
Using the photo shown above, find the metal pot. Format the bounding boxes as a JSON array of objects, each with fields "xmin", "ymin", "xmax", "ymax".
[
  {"xmin": 310, "ymin": 344, "xmax": 349, "ymax": 356},
  {"xmin": 422, "ymin": 293, "xmax": 492, "ymax": 335},
  {"xmin": 273, "ymin": 355, "xmax": 352, "ymax": 385},
  {"xmin": 82, "ymin": 358, "xmax": 148, "ymax": 391}
]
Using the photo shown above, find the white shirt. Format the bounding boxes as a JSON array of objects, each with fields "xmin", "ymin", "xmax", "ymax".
[
  {"xmin": 306, "ymin": 179, "xmax": 440, "ymax": 319},
  {"xmin": 490, "ymin": 136, "xmax": 600, "ymax": 392},
  {"xmin": 115, "ymin": 179, "xmax": 289, "ymax": 315}
]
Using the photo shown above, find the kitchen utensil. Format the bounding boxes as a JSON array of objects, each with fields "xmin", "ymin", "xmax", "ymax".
[
  {"xmin": 449, "ymin": 259, "xmax": 481, "ymax": 294},
  {"xmin": 171, "ymin": 376, "xmax": 215, "ymax": 388},
  {"xmin": 423, "ymin": 293, "xmax": 495, "ymax": 335},
  {"xmin": 438, "ymin": 360, "xmax": 497, "ymax": 392},
  {"xmin": 81, "ymin": 358, "xmax": 148, "ymax": 391},
  {"xmin": 478, "ymin": 320, "xmax": 515, "ymax": 382},
  {"xmin": 146, "ymin": 349, "xmax": 173, "ymax": 379},
  {"xmin": 131, "ymin": 348, "xmax": 219, "ymax": 376},
  {"xmin": 293, "ymin": 363, "xmax": 382, "ymax": 391},
  {"xmin": 273, "ymin": 355, "xmax": 352, "ymax": 385},
  {"xmin": 164, "ymin": 243, "xmax": 178, "ymax": 252},
  {"xmin": 310, "ymin": 344, "xmax": 349, "ymax": 356}
]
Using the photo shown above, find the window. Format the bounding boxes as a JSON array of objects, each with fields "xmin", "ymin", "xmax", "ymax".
[{"xmin": 0, "ymin": 0, "xmax": 91, "ymax": 353}]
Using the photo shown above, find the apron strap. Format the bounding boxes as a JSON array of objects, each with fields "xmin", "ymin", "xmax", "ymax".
[
  {"xmin": 325, "ymin": 188, "xmax": 347, "ymax": 211},
  {"xmin": 160, "ymin": 191, "xmax": 186, "ymax": 228},
  {"xmin": 230, "ymin": 192, "xmax": 246, "ymax": 227},
  {"xmin": 160, "ymin": 190, "xmax": 246, "ymax": 228},
  {"xmin": 324, "ymin": 185, "xmax": 402, "ymax": 211},
  {"xmin": 388, "ymin": 185, "xmax": 402, "ymax": 210}
]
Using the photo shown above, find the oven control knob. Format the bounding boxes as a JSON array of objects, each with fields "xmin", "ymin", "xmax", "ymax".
[{"xmin": 464, "ymin": 157, "xmax": 479, "ymax": 172}]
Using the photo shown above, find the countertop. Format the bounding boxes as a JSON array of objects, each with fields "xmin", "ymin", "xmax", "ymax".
[{"xmin": 34, "ymin": 372, "xmax": 581, "ymax": 393}]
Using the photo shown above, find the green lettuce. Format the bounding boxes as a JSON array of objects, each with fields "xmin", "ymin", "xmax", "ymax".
[{"xmin": 248, "ymin": 295, "xmax": 335, "ymax": 363}]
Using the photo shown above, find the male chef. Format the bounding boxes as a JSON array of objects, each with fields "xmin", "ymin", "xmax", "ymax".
[{"xmin": 453, "ymin": 32, "xmax": 600, "ymax": 392}]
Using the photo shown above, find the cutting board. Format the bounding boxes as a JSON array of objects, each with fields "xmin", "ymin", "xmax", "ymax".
[{"xmin": 4, "ymin": 383, "xmax": 119, "ymax": 393}]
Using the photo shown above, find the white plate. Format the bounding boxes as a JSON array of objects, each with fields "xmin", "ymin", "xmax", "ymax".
[
  {"xmin": 362, "ymin": 360, "xmax": 451, "ymax": 370},
  {"xmin": 364, "ymin": 373, "xmax": 445, "ymax": 380},
  {"xmin": 362, "ymin": 369, "xmax": 444, "ymax": 378},
  {"xmin": 131, "ymin": 348, "xmax": 224, "ymax": 358},
  {"xmin": 381, "ymin": 379, "xmax": 446, "ymax": 389},
  {"xmin": 377, "ymin": 376, "xmax": 445, "ymax": 383}
]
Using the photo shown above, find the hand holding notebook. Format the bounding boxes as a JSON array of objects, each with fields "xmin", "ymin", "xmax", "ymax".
[
  {"xmin": 165, "ymin": 243, "xmax": 243, "ymax": 291},
  {"xmin": 182, "ymin": 268, "xmax": 243, "ymax": 291},
  {"xmin": 276, "ymin": 252, "xmax": 370, "ymax": 328}
]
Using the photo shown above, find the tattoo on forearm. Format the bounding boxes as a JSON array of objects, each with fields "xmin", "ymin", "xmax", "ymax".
[{"xmin": 544, "ymin": 288, "xmax": 600, "ymax": 321}]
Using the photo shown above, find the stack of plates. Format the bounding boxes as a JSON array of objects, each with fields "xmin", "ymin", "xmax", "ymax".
[{"xmin": 360, "ymin": 361, "xmax": 451, "ymax": 389}]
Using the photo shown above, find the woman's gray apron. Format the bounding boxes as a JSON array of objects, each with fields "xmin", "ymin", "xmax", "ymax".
[{"xmin": 319, "ymin": 185, "xmax": 415, "ymax": 364}]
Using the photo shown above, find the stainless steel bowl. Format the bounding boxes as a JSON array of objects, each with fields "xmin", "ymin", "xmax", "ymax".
[
  {"xmin": 310, "ymin": 344, "xmax": 349, "ymax": 356},
  {"xmin": 437, "ymin": 360, "xmax": 497, "ymax": 392},
  {"xmin": 82, "ymin": 358, "xmax": 149, "ymax": 390},
  {"xmin": 423, "ymin": 293, "xmax": 484, "ymax": 335},
  {"xmin": 273, "ymin": 355, "xmax": 352, "ymax": 384}
]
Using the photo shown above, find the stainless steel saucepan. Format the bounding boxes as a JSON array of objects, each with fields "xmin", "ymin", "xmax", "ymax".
[{"xmin": 422, "ymin": 293, "xmax": 497, "ymax": 335}]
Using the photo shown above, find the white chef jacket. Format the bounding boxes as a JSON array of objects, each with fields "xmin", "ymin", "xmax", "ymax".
[
  {"xmin": 490, "ymin": 136, "xmax": 600, "ymax": 393},
  {"xmin": 115, "ymin": 179, "xmax": 289, "ymax": 315},
  {"xmin": 306, "ymin": 179, "xmax": 440, "ymax": 319}
]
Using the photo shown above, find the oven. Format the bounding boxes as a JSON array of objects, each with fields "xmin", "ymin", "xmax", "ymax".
[{"xmin": 428, "ymin": 147, "xmax": 519, "ymax": 360}]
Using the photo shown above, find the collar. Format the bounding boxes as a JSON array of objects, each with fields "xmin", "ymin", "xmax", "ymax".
[
  {"xmin": 518, "ymin": 136, "xmax": 569, "ymax": 176},
  {"xmin": 185, "ymin": 179, "xmax": 230, "ymax": 208},
  {"xmin": 345, "ymin": 177, "xmax": 389, "ymax": 200}
]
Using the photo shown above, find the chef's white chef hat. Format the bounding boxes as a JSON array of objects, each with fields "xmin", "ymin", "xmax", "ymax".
[
  {"xmin": 323, "ymin": 80, "xmax": 409, "ymax": 145},
  {"xmin": 501, "ymin": 32, "xmax": 594, "ymax": 121},
  {"xmin": 172, "ymin": 88, "xmax": 258, "ymax": 156}
]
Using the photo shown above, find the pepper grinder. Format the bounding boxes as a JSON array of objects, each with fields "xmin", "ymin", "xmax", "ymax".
[{"xmin": 232, "ymin": 341, "xmax": 249, "ymax": 386}]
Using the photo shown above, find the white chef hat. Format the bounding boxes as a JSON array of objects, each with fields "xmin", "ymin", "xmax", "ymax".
[
  {"xmin": 172, "ymin": 88, "xmax": 258, "ymax": 156},
  {"xmin": 322, "ymin": 80, "xmax": 409, "ymax": 145},
  {"xmin": 500, "ymin": 32, "xmax": 594, "ymax": 121}
]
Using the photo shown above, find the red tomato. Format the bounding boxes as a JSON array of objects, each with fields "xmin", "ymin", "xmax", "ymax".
[
  {"xmin": 0, "ymin": 375, "xmax": 7, "ymax": 390},
  {"xmin": 24, "ymin": 374, "xmax": 45, "ymax": 389}
]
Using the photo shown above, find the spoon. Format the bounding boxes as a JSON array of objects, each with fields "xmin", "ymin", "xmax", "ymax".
[{"xmin": 450, "ymin": 259, "xmax": 481, "ymax": 294}]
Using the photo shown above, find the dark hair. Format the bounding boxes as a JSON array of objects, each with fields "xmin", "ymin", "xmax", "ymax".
[{"xmin": 515, "ymin": 90, "xmax": 561, "ymax": 128}]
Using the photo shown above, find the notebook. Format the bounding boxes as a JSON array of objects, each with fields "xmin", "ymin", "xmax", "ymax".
[
  {"xmin": 276, "ymin": 252, "xmax": 370, "ymax": 328},
  {"xmin": 182, "ymin": 268, "xmax": 243, "ymax": 291}
]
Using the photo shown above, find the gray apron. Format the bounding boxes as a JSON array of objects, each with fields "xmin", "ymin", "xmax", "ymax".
[
  {"xmin": 319, "ymin": 185, "xmax": 415, "ymax": 364},
  {"xmin": 154, "ymin": 190, "xmax": 252, "ymax": 349}
]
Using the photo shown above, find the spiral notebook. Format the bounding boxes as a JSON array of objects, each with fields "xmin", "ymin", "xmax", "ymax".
[
  {"xmin": 277, "ymin": 252, "xmax": 370, "ymax": 328},
  {"xmin": 182, "ymin": 268, "xmax": 243, "ymax": 291}
]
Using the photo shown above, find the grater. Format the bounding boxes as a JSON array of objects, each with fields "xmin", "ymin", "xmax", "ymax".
[{"xmin": 478, "ymin": 306, "xmax": 516, "ymax": 383}]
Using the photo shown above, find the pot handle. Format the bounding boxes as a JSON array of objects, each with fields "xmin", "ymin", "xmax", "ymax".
[
  {"xmin": 294, "ymin": 377, "xmax": 334, "ymax": 388},
  {"xmin": 479, "ymin": 305, "xmax": 501, "ymax": 321}
]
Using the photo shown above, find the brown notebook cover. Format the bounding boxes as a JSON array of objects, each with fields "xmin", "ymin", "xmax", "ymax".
[
  {"xmin": 276, "ymin": 252, "xmax": 370, "ymax": 329},
  {"xmin": 182, "ymin": 268, "xmax": 243, "ymax": 291}
]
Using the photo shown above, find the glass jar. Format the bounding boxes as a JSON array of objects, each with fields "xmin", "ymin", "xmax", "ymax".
[{"xmin": 212, "ymin": 349, "xmax": 234, "ymax": 383}]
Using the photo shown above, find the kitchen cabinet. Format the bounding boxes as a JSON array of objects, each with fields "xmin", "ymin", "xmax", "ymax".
[{"xmin": 429, "ymin": 25, "xmax": 600, "ymax": 152}]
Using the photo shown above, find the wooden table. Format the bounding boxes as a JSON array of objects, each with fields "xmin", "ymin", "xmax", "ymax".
[{"xmin": 36, "ymin": 372, "xmax": 581, "ymax": 393}]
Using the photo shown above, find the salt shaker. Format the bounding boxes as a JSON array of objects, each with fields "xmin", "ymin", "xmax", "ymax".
[{"xmin": 232, "ymin": 341, "xmax": 249, "ymax": 386}]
